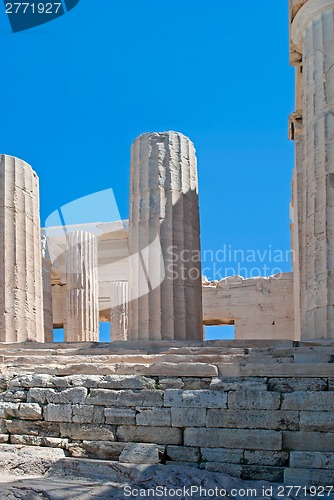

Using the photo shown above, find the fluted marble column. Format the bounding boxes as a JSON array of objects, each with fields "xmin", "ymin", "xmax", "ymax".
[
  {"xmin": 291, "ymin": 0, "xmax": 334, "ymax": 338},
  {"xmin": 65, "ymin": 231, "xmax": 99, "ymax": 342},
  {"xmin": 0, "ymin": 155, "xmax": 44, "ymax": 343},
  {"xmin": 42, "ymin": 235, "xmax": 53, "ymax": 343},
  {"xmin": 128, "ymin": 131, "xmax": 203, "ymax": 341},
  {"xmin": 110, "ymin": 281, "xmax": 128, "ymax": 341}
]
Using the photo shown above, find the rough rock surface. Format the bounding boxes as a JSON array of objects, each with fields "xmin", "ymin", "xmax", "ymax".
[{"xmin": 0, "ymin": 445, "xmax": 332, "ymax": 499}]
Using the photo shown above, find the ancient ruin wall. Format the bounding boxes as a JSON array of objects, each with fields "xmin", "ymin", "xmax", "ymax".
[
  {"xmin": 0, "ymin": 371, "xmax": 333, "ymax": 485},
  {"xmin": 203, "ymin": 273, "xmax": 295, "ymax": 340}
]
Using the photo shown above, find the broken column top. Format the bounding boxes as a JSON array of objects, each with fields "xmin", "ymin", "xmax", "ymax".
[{"xmin": 132, "ymin": 131, "xmax": 195, "ymax": 146}]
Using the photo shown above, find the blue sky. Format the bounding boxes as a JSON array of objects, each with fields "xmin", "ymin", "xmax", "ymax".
[{"xmin": 0, "ymin": 1, "xmax": 294, "ymax": 340}]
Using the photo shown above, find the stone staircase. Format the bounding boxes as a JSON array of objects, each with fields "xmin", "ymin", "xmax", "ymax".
[{"xmin": 0, "ymin": 340, "xmax": 334, "ymax": 377}]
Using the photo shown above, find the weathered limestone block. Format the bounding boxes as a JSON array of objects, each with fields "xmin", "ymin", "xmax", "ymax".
[
  {"xmin": 44, "ymin": 404, "xmax": 72, "ymax": 422},
  {"xmin": 104, "ymin": 408, "xmax": 136, "ymax": 425},
  {"xmin": 181, "ymin": 378, "xmax": 211, "ymax": 390},
  {"xmin": 0, "ymin": 435, "xmax": 9, "ymax": 443},
  {"xmin": 138, "ymin": 363, "xmax": 217, "ymax": 378},
  {"xmin": 42, "ymin": 236, "xmax": 53, "ymax": 343},
  {"xmin": 184, "ymin": 428, "xmax": 282, "ymax": 450},
  {"xmin": 72, "ymin": 404, "xmax": 105, "ymax": 424},
  {"xmin": 206, "ymin": 410, "xmax": 298, "ymax": 430},
  {"xmin": 86, "ymin": 389, "xmax": 164, "ymax": 407},
  {"xmin": 0, "ymin": 155, "xmax": 44, "ymax": 342},
  {"xmin": 200, "ymin": 448, "xmax": 244, "ymax": 464},
  {"xmin": 167, "ymin": 445, "xmax": 200, "ymax": 463},
  {"xmin": 157, "ymin": 378, "xmax": 184, "ymax": 390},
  {"xmin": 117, "ymin": 425, "xmax": 182, "ymax": 445},
  {"xmin": 98, "ymin": 375, "xmax": 156, "ymax": 390},
  {"xmin": 227, "ymin": 390, "xmax": 281, "ymax": 410},
  {"xmin": 67, "ymin": 441, "xmax": 125, "ymax": 460},
  {"xmin": 267, "ymin": 377, "xmax": 327, "ymax": 392},
  {"xmin": 0, "ymin": 420, "xmax": 7, "ymax": 433},
  {"xmin": 244, "ymin": 450, "xmax": 289, "ymax": 466},
  {"xmin": 241, "ymin": 465, "xmax": 284, "ymax": 483},
  {"xmin": 164, "ymin": 389, "xmax": 227, "ymax": 408},
  {"xmin": 119, "ymin": 443, "xmax": 160, "ymax": 464},
  {"xmin": 29, "ymin": 387, "xmax": 87, "ymax": 405},
  {"xmin": 0, "ymin": 403, "xmax": 42, "ymax": 420},
  {"xmin": 0, "ymin": 389, "xmax": 27, "ymax": 403},
  {"xmin": 210, "ymin": 377, "xmax": 267, "ymax": 391},
  {"xmin": 110, "ymin": 281, "xmax": 128, "ymax": 341},
  {"xmin": 205, "ymin": 462, "xmax": 242, "ymax": 477},
  {"xmin": 300, "ymin": 411, "xmax": 334, "ymax": 431},
  {"xmin": 60, "ymin": 423, "xmax": 116, "ymax": 441},
  {"xmin": 281, "ymin": 391, "xmax": 334, "ymax": 411},
  {"xmin": 10, "ymin": 374, "xmax": 53, "ymax": 388},
  {"xmin": 284, "ymin": 467, "xmax": 334, "ymax": 486},
  {"xmin": 5, "ymin": 420, "xmax": 60, "ymax": 437},
  {"xmin": 52, "ymin": 375, "xmax": 103, "ymax": 389},
  {"xmin": 128, "ymin": 132, "xmax": 203, "ymax": 341},
  {"xmin": 171, "ymin": 408, "xmax": 206, "ymax": 428},
  {"xmin": 283, "ymin": 431, "xmax": 334, "ymax": 451},
  {"xmin": 135, "ymin": 407, "xmax": 171, "ymax": 426},
  {"xmin": 11, "ymin": 435, "xmax": 68, "ymax": 448},
  {"xmin": 290, "ymin": 450, "xmax": 334, "ymax": 469},
  {"xmin": 65, "ymin": 231, "xmax": 99, "ymax": 342}
]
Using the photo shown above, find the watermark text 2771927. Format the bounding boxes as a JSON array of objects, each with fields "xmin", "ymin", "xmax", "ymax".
[
  {"xmin": 2, "ymin": 0, "xmax": 81, "ymax": 32},
  {"xmin": 6, "ymin": 2, "xmax": 62, "ymax": 14}
]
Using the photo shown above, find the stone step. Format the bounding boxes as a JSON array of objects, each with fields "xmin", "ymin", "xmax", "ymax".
[
  {"xmin": 284, "ymin": 467, "xmax": 334, "ymax": 486},
  {"xmin": 4, "ymin": 361, "xmax": 219, "ymax": 377},
  {"xmin": 218, "ymin": 363, "xmax": 334, "ymax": 377}
]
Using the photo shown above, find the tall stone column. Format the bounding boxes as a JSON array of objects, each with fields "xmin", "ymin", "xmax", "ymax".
[
  {"xmin": 42, "ymin": 236, "xmax": 53, "ymax": 343},
  {"xmin": 65, "ymin": 231, "xmax": 99, "ymax": 342},
  {"xmin": 128, "ymin": 131, "xmax": 203, "ymax": 341},
  {"xmin": 0, "ymin": 155, "xmax": 44, "ymax": 343},
  {"xmin": 291, "ymin": 0, "xmax": 334, "ymax": 338},
  {"xmin": 110, "ymin": 281, "xmax": 128, "ymax": 341}
]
